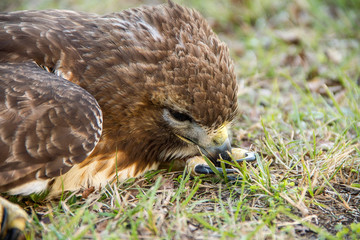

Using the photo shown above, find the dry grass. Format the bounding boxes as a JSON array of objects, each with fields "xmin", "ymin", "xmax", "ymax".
[{"xmin": 2, "ymin": 0, "xmax": 360, "ymax": 239}]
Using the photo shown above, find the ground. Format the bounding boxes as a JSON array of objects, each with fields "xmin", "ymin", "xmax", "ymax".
[{"xmin": 1, "ymin": 0, "xmax": 359, "ymax": 239}]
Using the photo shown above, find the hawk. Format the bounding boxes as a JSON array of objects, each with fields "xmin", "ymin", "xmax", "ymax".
[{"xmin": 0, "ymin": 1, "xmax": 255, "ymax": 238}]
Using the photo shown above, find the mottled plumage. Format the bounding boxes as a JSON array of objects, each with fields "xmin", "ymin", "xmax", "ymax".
[{"xmin": 0, "ymin": 2, "xmax": 239, "ymax": 197}]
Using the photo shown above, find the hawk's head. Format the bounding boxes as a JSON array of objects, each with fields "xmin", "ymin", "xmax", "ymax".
[{"xmin": 86, "ymin": 2, "xmax": 238, "ymax": 171}]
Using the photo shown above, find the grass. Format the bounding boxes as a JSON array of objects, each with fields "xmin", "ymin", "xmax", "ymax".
[{"xmin": 2, "ymin": 0, "xmax": 360, "ymax": 239}]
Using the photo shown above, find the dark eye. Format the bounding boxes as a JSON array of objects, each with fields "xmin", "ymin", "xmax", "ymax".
[{"xmin": 169, "ymin": 109, "xmax": 192, "ymax": 122}]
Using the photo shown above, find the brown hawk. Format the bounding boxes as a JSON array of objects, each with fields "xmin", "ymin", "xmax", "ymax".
[{"xmin": 0, "ymin": 1, "xmax": 255, "ymax": 238}]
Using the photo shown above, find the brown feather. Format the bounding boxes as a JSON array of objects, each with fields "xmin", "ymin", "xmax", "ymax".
[
  {"xmin": 0, "ymin": 2, "xmax": 238, "ymax": 195},
  {"xmin": 0, "ymin": 62, "xmax": 102, "ymax": 193}
]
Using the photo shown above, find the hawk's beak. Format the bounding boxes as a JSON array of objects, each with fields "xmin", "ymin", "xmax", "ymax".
[
  {"xmin": 175, "ymin": 126, "xmax": 232, "ymax": 165},
  {"xmin": 199, "ymin": 138, "xmax": 232, "ymax": 165},
  {"xmin": 198, "ymin": 127, "xmax": 232, "ymax": 165}
]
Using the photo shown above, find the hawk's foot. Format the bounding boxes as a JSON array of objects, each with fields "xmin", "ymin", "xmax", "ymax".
[
  {"xmin": 0, "ymin": 197, "xmax": 28, "ymax": 240},
  {"xmin": 186, "ymin": 148, "xmax": 257, "ymax": 177}
]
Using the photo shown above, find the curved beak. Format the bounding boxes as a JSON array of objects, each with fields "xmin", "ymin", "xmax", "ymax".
[
  {"xmin": 199, "ymin": 138, "xmax": 232, "ymax": 165},
  {"xmin": 175, "ymin": 124, "xmax": 233, "ymax": 165}
]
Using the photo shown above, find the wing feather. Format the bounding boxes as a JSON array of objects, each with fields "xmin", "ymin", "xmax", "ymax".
[{"xmin": 0, "ymin": 62, "xmax": 102, "ymax": 192}]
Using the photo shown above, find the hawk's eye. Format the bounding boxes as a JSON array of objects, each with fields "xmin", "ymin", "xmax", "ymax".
[{"xmin": 169, "ymin": 109, "xmax": 192, "ymax": 122}]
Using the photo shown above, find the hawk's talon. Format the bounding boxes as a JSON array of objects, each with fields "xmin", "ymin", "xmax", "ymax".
[
  {"xmin": 194, "ymin": 165, "xmax": 212, "ymax": 174},
  {"xmin": 235, "ymin": 152, "xmax": 256, "ymax": 163},
  {"xmin": 194, "ymin": 165, "xmax": 236, "ymax": 175},
  {"xmin": 193, "ymin": 165, "xmax": 243, "ymax": 181},
  {"xmin": 226, "ymin": 175, "xmax": 243, "ymax": 182},
  {"xmin": 187, "ymin": 149, "xmax": 257, "ymax": 178}
]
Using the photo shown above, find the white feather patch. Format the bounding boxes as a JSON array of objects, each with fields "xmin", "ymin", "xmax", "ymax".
[{"xmin": 9, "ymin": 179, "xmax": 50, "ymax": 195}]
